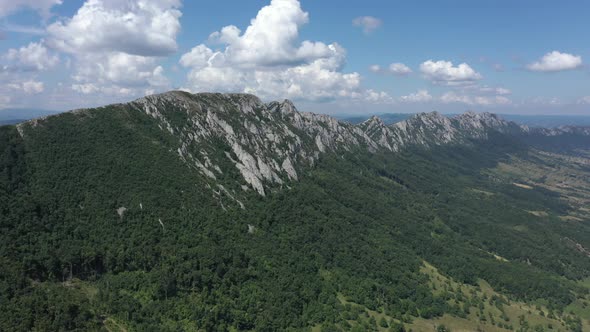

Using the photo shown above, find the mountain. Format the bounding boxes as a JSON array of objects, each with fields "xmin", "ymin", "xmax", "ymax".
[
  {"xmin": 340, "ymin": 113, "xmax": 412, "ymax": 125},
  {"xmin": 2, "ymin": 91, "xmax": 590, "ymax": 331},
  {"xmin": 343, "ymin": 112, "xmax": 590, "ymax": 129},
  {"xmin": 501, "ymin": 114, "xmax": 590, "ymax": 128}
]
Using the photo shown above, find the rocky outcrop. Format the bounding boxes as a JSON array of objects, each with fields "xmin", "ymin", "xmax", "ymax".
[
  {"xmin": 129, "ymin": 92, "xmax": 375, "ymax": 198},
  {"xmin": 455, "ymin": 111, "xmax": 523, "ymax": 138}
]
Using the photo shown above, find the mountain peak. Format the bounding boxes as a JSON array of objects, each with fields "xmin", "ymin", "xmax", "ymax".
[
  {"xmin": 454, "ymin": 110, "xmax": 523, "ymax": 137},
  {"xmin": 361, "ymin": 115, "xmax": 385, "ymax": 128},
  {"xmin": 409, "ymin": 111, "xmax": 448, "ymax": 123},
  {"xmin": 267, "ymin": 99, "xmax": 298, "ymax": 115}
]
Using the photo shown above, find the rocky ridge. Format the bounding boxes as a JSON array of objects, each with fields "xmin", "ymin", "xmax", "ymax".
[{"xmin": 15, "ymin": 91, "xmax": 590, "ymax": 202}]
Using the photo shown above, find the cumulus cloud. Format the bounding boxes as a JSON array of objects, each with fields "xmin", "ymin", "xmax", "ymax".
[
  {"xmin": 46, "ymin": 0, "xmax": 182, "ymax": 57},
  {"xmin": 370, "ymin": 62, "xmax": 412, "ymax": 76},
  {"xmin": 577, "ymin": 96, "xmax": 590, "ymax": 105},
  {"xmin": 44, "ymin": 0, "xmax": 178, "ymax": 97},
  {"xmin": 71, "ymin": 82, "xmax": 138, "ymax": 96},
  {"xmin": 527, "ymin": 51, "xmax": 582, "ymax": 72},
  {"xmin": 389, "ymin": 63, "xmax": 412, "ymax": 75},
  {"xmin": 4, "ymin": 42, "xmax": 59, "ymax": 71},
  {"xmin": 71, "ymin": 83, "xmax": 99, "ymax": 95},
  {"xmin": 203, "ymin": 0, "xmax": 333, "ymax": 67},
  {"xmin": 352, "ymin": 16, "xmax": 382, "ymax": 34},
  {"xmin": 440, "ymin": 91, "xmax": 511, "ymax": 106},
  {"xmin": 399, "ymin": 90, "xmax": 432, "ymax": 103},
  {"xmin": 364, "ymin": 90, "xmax": 393, "ymax": 104},
  {"xmin": 420, "ymin": 60, "xmax": 482, "ymax": 85},
  {"xmin": 0, "ymin": 0, "xmax": 61, "ymax": 18},
  {"xmin": 72, "ymin": 53, "xmax": 168, "ymax": 87},
  {"xmin": 180, "ymin": 0, "xmax": 384, "ymax": 103},
  {"xmin": 7, "ymin": 80, "xmax": 44, "ymax": 94}
]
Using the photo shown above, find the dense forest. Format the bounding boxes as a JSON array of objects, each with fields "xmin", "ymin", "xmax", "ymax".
[{"xmin": 1, "ymin": 95, "xmax": 590, "ymax": 331}]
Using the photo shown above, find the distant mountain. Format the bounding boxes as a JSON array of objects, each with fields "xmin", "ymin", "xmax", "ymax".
[
  {"xmin": 0, "ymin": 108, "xmax": 60, "ymax": 123},
  {"xmin": 343, "ymin": 112, "xmax": 590, "ymax": 128},
  {"xmin": 2, "ymin": 91, "xmax": 590, "ymax": 331},
  {"xmin": 500, "ymin": 114, "xmax": 590, "ymax": 128},
  {"xmin": 339, "ymin": 113, "xmax": 412, "ymax": 125},
  {"xmin": 0, "ymin": 119, "xmax": 25, "ymax": 125}
]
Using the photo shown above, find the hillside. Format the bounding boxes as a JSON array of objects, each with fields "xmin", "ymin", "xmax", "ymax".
[{"xmin": 1, "ymin": 91, "xmax": 590, "ymax": 331}]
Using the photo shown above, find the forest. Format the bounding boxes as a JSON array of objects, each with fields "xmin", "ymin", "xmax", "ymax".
[{"xmin": 1, "ymin": 102, "xmax": 590, "ymax": 331}]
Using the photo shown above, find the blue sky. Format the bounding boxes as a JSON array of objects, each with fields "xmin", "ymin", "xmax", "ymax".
[{"xmin": 0, "ymin": 0, "xmax": 589, "ymax": 115}]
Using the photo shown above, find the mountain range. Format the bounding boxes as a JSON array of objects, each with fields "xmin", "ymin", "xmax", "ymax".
[
  {"xmin": 2, "ymin": 91, "xmax": 590, "ymax": 331},
  {"xmin": 341, "ymin": 113, "xmax": 590, "ymax": 129},
  {"xmin": 16, "ymin": 91, "xmax": 587, "ymax": 198}
]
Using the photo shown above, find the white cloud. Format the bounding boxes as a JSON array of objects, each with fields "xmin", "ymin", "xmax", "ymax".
[
  {"xmin": 22, "ymin": 80, "xmax": 44, "ymax": 93},
  {"xmin": 440, "ymin": 92, "xmax": 472, "ymax": 104},
  {"xmin": 477, "ymin": 86, "xmax": 511, "ymax": 95},
  {"xmin": 179, "ymin": 45, "xmax": 214, "ymax": 68},
  {"xmin": 526, "ymin": 96, "xmax": 563, "ymax": 107},
  {"xmin": 364, "ymin": 89, "xmax": 393, "ymax": 104},
  {"xmin": 6, "ymin": 80, "xmax": 44, "ymax": 94},
  {"xmin": 0, "ymin": 0, "xmax": 61, "ymax": 18},
  {"xmin": 71, "ymin": 82, "xmax": 136, "ymax": 96},
  {"xmin": 70, "ymin": 52, "xmax": 169, "ymax": 93},
  {"xmin": 43, "ymin": 0, "xmax": 178, "ymax": 97},
  {"xmin": 475, "ymin": 96, "xmax": 511, "ymax": 106},
  {"xmin": 370, "ymin": 62, "xmax": 412, "ymax": 76},
  {"xmin": 183, "ymin": 44, "xmax": 361, "ymax": 102},
  {"xmin": 399, "ymin": 90, "xmax": 432, "ymax": 103},
  {"xmin": 71, "ymin": 83, "xmax": 99, "ymax": 95},
  {"xmin": 47, "ymin": 0, "xmax": 182, "ymax": 57},
  {"xmin": 527, "ymin": 51, "xmax": 582, "ymax": 72},
  {"xmin": 4, "ymin": 42, "xmax": 59, "ymax": 71},
  {"xmin": 577, "ymin": 96, "xmax": 590, "ymax": 105},
  {"xmin": 352, "ymin": 16, "xmax": 382, "ymax": 34},
  {"xmin": 440, "ymin": 91, "xmax": 511, "ymax": 106},
  {"xmin": 389, "ymin": 63, "xmax": 412, "ymax": 76},
  {"xmin": 494, "ymin": 87, "xmax": 511, "ymax": 95},
  {"xmin": 203, "ymin": 0, "xmax": 332, "ymax": 67},
  {"xmin": 420, "ymin": 60, "xmax": 482, "ymax": 85},
  {"xmin": 369, "ymin": 65, "xmax": 381, "ymax": 73},
  {"xmin": 180, "ymin": 0, "xmax": 384, "ymax": 103}
]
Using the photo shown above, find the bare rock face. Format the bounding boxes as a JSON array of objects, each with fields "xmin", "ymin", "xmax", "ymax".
[
  {"xmin": 117, "ymin": 207, "xmax": 127, "ymax": 219},
  {"xmin": 123, "ymin": 91, "xmax": 590, "ymax": 199},
  {"xmin": 129, "ymin": 92, "xmax": 385, "ymax": 200},
  {"xmin": 454, "ymin": 111, "xmax": 522, "ymax": 138}
]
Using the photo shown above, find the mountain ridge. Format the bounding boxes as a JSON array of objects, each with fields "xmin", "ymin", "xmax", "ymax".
[{"xmin": 13, "ymin": 91, "xmax": 590, "ymax": 199}]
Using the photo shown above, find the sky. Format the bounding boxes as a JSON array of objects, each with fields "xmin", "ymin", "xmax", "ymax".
[{"xmin": 0, "ymin": 0, "xmax": 589, "ymax": 115}]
